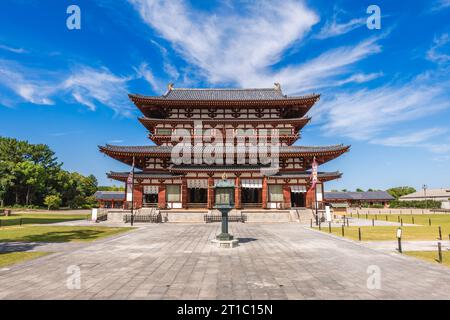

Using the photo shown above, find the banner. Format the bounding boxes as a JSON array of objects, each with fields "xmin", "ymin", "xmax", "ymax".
[{"xmin": 308, "ymin": 156, "xmax": 318, "ymax": 192}]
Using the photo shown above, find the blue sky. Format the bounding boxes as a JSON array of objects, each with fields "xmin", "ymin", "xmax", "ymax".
[{"xmin": 0, "ymin": 0, "xmax": 449, "ymax": 191}]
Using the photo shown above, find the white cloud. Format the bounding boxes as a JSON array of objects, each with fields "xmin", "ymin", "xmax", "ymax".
[
  {"xmin": 315, "ymin": 75, "xmax": 450, "ymax": 141},
  {"xmin": 371, "ymin": 128, "xmax": 448, "ymax": 147},
  {"xmin": 63, "ymin": 66, "xmax": 133, "ymax": 115},
  {"xmin": 430, "ymin": 0, "xmax": 450, "ymax": 12},
  {"xmin": 0, "ymin": 44, "xmax": 27, "ymax": 54},
  {"xmin": 427, "ymin": 33, "xmax": 450, "ymax": 64},
  {"xmin": 129, "ymin": 0, "xmax": 383, "ymax": 94},
  {"xmin": 128, "ymin": 0, "xmax": 320, "ymax": 85},
  {"xmin": 134, "ymin": 62, "xmax": 163, "ymax": 92},
  {"xmin": 315, "ymin": 17, "xmax": 365, "ymax": 40},
  {"xmin": 0, "ymin": 59, "xmax": 134, "ymax": 115},
  {"xmin": 0, "ymin": 59, "xmax": 54, "ymax": 105}
]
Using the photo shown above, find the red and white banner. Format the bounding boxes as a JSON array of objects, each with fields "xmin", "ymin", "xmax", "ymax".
[
  {"xmin": 126, "ymin": 159, "xmax": 135, "ymax": 201},
  {"xmin": 308, "ymin": 156, "xmax": 318, "ymax": 192}
]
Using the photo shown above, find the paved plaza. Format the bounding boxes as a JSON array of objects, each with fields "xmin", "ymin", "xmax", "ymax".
[{"xmin": 1, "ymin": 222, "xmax": 450, "ymax": 300}]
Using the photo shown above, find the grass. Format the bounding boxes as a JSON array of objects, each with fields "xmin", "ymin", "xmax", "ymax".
[
  {"xmin": 0, "ymin": 251, "xmax": 50, "ymax": 268},
  {"xmin": 0, "ymin": 213, "xmax": 90, "ymax": 226},
  {"xmin": 345, "ymin": 213, "xmax": 450, "ymax": 228},
  {"xmin": 405, "ymin": 251, "xmax": 450, "ymax": 268},
  {"xmin": 315, "ymin": 213, "xmax": 450, "ymax": 241},
  {"xmin": 316, "ymin": 225, "xmax": 449, "ymax": 241},
  {"xmin": 0, "ymin": 225, "xmax": 132, "ymax": 243}
]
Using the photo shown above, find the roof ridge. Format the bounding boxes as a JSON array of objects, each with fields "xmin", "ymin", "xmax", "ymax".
[{"xmin": 172, "ymin": 87, "xmax": 277, "ymax": 91}]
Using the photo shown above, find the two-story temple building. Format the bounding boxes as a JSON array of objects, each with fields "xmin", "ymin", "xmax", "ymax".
[{"xmin": 99, "ymin": 84, "xmax": 349, "ymax": 210}]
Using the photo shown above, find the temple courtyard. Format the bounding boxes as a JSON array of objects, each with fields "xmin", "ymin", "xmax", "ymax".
[{"xmin": 1, "ymin": 221, "xmax": 450, "ymax": 300}]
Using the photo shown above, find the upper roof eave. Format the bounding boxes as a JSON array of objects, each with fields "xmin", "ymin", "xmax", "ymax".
[
  {"xmin": 98, "ymin": 144, "xmax": 350, "ymax": 157},
  {"xmin": 128, "ymin": 93, "xmax": 321, "ymax": 106}
]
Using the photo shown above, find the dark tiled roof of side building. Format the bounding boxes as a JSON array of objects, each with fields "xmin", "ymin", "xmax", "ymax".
[
  {"xmin": 93, "ymin": 191, "xmax": 125, "ymax": 201},
  {"xmin": 324, "ymin": 191, "xmax": 394, "ymax": 201}
]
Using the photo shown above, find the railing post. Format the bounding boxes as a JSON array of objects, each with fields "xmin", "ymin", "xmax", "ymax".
[
  {"xmin": 438, "ymin": 242, "xmax": 442, "ymax": 263},
  {"xmin": 358, "ymin": 228, "xmax": 362, "ymax": 241}
]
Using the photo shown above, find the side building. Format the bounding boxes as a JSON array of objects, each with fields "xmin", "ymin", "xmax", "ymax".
[{"xmin": 99, "ymin": 84, "xmax": 350, "ymax": 211}]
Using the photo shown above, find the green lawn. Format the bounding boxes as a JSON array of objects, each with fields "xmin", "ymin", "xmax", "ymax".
[
  {"xmin": 0, "ymin": 251, "xmax": 50, "ymax": 268},
  {"xmin": 405, "ymin": 251, "xmax": 450, "ymax": 268},
  {"xmin": 345, "ymin": 213, "xmax": 450, "ymax": 228},
  {"xmin": 315, "ymin": 214, "xmax": 450, "ymax": 241},
  {"xmin": 0, "ymin": 213, "xmax": 90, "ymax": 226},
  {"xmin": 0, "ymin": 225, "xmax": 132, "ymax": 243}
]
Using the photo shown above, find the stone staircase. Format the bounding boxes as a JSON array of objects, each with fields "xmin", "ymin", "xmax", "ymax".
[
  {"xmin": 102, "ymin": 208, "xmax": 317, "ymax": 224},
  {"xmin": 291, "ymin": 208, "xmax": 316, "ymax": 224}
]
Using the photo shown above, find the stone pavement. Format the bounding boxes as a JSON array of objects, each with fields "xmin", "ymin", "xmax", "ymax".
[{"xmin": 1, "ymin": 223, "xmax": 450, "ymax": 300}]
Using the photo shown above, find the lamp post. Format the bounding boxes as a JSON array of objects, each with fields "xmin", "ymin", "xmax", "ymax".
[
  {"xmin": 212, "ymin": 174, "xmax": 239, "ymax": 248},
  {"xmin": 423, "ymin": 184, "xmax": 428, "ymax": 210}
]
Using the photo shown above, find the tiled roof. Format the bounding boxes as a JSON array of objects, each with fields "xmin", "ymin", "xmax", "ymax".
[
  {"xmin": 170, "ymin": 165, "xmax": 267, "ymax": 172},
  {"xmin": 107, "ymin": 171, "xmax": 182, "ymax": 179},
  {"xmin": 273, "ymin": 171, "xmax": 342, "ymax": 179},
  {"xmin": 93, "ymin": 191, "xmax": 124, "ymax": 200},
  {"xmin": 100, "ymin": 144, "xmax": 349, "ymax": 154},
  {"xmin": 107, "ymin": 170, "xmax": 341, "ymax": 179},
  {"xmin": 129, "ymin": 86, "xmax": 319, "ymax": 101},
  {"xmin": 324, "ymin": 191, "xmax": 394, "ymax": 201},
  {"xmin": 400, "ymin": 188, "xmax": 450, "ymax": 200}
]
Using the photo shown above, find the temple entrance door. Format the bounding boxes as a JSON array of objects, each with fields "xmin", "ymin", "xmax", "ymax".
[
  {"xmin": 241, "ymin": 188, "xmax": 262, "ymax": 208},
  {"xmin": 291, "ymin": 192, "xmax": 306, "ymax": 208},
  {"xmin": 188, "ymin": 188, "xmax": 207, "ymax": 207},
  {"xmin": 143, "ymin": 194, "xmax": 158, "ymax": 207}
]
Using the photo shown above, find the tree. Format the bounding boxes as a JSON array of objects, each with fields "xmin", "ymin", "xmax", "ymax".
[
  {"xmin": 387, "ymin": 186, "xmax": 416, "ymax": 200},
  {"xmin": 0, "ymin": 161, "xmax": 14, "ymax": 207},
  {"xmin": 15, "ymin": 161, "xmax": 45, "ymax": 205},
  {"xmin": 44, "ymin": 194, "xmax": 62, "ymax": 210},
  {"xmin": 356, "ymin": 188, "xmax": 364, "ymax": 192},
  {"xmin": 97, "ymin": 185, "xmax": 125, "ymax": 191},
  {"xmin": 0, "ymin": 136, "xmax": 98, "ymax": 208}
]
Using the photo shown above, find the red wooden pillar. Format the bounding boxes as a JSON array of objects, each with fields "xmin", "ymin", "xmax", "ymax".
[
  {"xmin": 282, "ymin": 184, "xmax": 291, "ymax": 209},
  {"xmin": 305, "ymin": 186, "xmax": 315, "ymax": 208},
  {"xmin": 261, "ymin": 176, "xmax": 268, "ymax": 209},
  {"xmin": 207, "ymin": 176, "xmax": 214, "ymax": 209},
  {"xmin": 133, "ymin": 185, "xmax": 143, "ymax": 209},
  {"xmin": 181, "ymin": 178, "xmax": 188, "ymax": 209},
  {"xmin": 235, "ymin": 176, "xmax": 241, "ymax": 209},
  {"xmin": 158, "ymin": 183, "xmax": 166, "ymax": 209}
]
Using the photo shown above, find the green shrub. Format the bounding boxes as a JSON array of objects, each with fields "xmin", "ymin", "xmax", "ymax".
[
  {"xmin": 44, "ymin": 194, "xmax": 62, "ymax": 210},
  {"xmin": 389, "ymin": 200, "xmax": 441, "ymax": 209}
]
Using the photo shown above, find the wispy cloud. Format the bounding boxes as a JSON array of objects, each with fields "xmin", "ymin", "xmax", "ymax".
[
  {"xmin": 63, "ymin": 66, "xmax": 132, "ymax": 114},
  {"xmin": 0, "ymin": 44, "xmax": 28, "ymax": 54},
  {"xmin": 129, "ymin": 0, "xmax": 382, "ymax": 94},
  {"xmin": 0, "ymin": 59, "xmax": 54, "ymax": 105},
  {"xmin": 0, "ymin": 59, "xmax": 134, "ymax": 115},
  {"xmin": 371, "ymin": 128, "xmax": 448, "ymax": 147},
  {"xmin": 315, "ymin": 17, "xmax": 365, "ymax": 40},
  {"xmin": 315, "ymin": 74, "xmax": 450, "ymax": 141},
  {"xmin": 50, "ymin": 130, "xmax": 84, "ymax": 137},
  {"xmin": 430, "ymin": 0, "xmax": 450, "ymax": 12},
  {"xmin": 427, "ymin": 33, "xmax": 450, "ymax": 64},
  {"xmin": 134, "ymin": 62, "xmax": 163, "ymax": 92}
]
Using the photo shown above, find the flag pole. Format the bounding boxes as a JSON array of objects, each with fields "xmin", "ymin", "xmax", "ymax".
[{"xmin": 130, "ymin": 156, "xmax": 135, "ymax": 226}]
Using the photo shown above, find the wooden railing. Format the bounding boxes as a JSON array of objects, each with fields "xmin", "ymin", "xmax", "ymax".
[{"xmin": 204, "ymin": 214, "xmax": 247, "ymax": 223}]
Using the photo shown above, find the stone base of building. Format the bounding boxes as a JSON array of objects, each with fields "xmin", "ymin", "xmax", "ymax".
[{"xmin": 210, "ymin": 239, "xmax": 239, "ymax": 248}]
